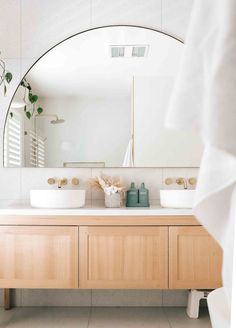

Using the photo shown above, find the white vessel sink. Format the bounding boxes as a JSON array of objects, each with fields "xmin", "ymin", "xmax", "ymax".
[
  {"xmin": 30, "ymin": 189, "xmax": 86, "ymax": 209},
  {"xmin": 160, "ymin": 190, "xmax": 195, "ymax": 209}
]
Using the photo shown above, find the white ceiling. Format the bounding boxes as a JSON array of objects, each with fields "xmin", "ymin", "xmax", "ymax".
[{"xmin": 19, "ymin": 26, "xmax": 183, "ymax": 99}]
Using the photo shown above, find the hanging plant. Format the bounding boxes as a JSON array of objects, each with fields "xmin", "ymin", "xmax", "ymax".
[
  {"xmin": 20, "ymin": 78, "xmax": 43, "ymax": 119},
  {"xmin": 0, "ymin": 53, "xmax": 13, "ymax": 96}
]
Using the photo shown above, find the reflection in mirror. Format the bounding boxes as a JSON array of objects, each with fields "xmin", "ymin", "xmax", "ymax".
[{"xmin": 4, "ymin": 26, "xmax": 203, "ymax": 168}]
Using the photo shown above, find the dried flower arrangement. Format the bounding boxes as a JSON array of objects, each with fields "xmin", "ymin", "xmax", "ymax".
[{"xmin": 89, "ymin": 175, "xmax": 125, "ymax": 196}]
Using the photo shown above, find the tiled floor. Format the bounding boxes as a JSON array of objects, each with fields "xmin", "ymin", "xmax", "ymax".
[{"xmin": 0, "ymin": 307, "xmax": 212, "ymax": 328}]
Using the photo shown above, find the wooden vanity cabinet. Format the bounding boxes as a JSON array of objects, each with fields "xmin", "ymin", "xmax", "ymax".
[
  {"xmin": 0, "ymin": 226, "xmax": 78, "ymax": 289},
  {"xmin": 79, "ymin": 226, "xmax": 168, "ymax": 289},
  {"xmin": 169, "ymin": 226, "xmax": 223, "ymax": 289},
  {"xmin": 0, "ymin": 216, "xmax": 222, "ymax": 291}
]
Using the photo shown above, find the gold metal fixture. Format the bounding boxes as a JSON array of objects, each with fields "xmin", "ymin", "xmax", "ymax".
[
  {"xmin": 165, "ymin": 178, "xmax": 173, "ymax": 185},
  {"xmin": 58, "ymin": 178, "xmax": 68, "ymax": 189},
  {"xmin": 71, "ymin": 178, "xmax": 79, "ymax": 185},
  {"xmin": 176, "ymin": 177, "xmax": 188, "ymax": 189},
  {"xmin": 188, "ymin": 177, "xmax": 197, "ymax": 186},
  {"xmin": 47, "ymin": 178, "xmax": 55, "ymax": 185}
]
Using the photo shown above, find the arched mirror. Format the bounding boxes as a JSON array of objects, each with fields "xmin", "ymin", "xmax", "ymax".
[{"xmin": 3, "ymin": 25, "xmax": 203, "ymax": 168}]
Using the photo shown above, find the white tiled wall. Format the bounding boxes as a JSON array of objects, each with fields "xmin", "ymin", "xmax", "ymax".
[
  {"xmin": 0, "ymin": 167, "xmax": 198, "ymax": 203},
  {"xmin": 0, "ymin": 0, "xmax": 196, "ymax": 307}
]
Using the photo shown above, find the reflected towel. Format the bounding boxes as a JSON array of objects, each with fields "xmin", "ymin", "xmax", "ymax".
[
  {"xmin": 123, "ymin": 139, "xmax": 134, "ymax": 167},
  {"xmin": 166, "ymin": 0, "xmax": 236, "ymax": 326}
]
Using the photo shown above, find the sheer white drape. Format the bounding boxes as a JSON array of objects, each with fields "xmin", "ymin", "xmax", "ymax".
[{"xmin": 166, "ymin": 0, "xmax": 236, "ymax": 326}]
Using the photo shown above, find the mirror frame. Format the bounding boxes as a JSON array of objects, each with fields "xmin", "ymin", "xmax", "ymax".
[{"xmin": 3, "ymin": 24, "xmax": 183, "ymax": 168}]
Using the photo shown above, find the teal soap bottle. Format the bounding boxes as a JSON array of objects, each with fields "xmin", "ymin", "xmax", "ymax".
[
  {"xmin": 126, "ymin": 182, "xmax": 138, "ymax": 207},
  {"xmin": 138, "ymin": 183, "xmax": 150, "ymax": 207}
]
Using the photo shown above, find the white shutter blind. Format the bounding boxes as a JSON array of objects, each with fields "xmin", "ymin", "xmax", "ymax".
[
  {"xmin": 29, "ymin": 130, "xmax": 45, "ymax": 167},
  {"xmin": 4, "ymin": 114, "xmax": 23, "ymax": 167}
]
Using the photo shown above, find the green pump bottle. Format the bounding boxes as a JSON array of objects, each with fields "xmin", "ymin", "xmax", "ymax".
[
  {"xmin": 139, "ymin": 183, "xmax": 150, "ymax": 207},
  {"xmin": 126, "ymin": 182, "xmax": 138, "ymax": 207}
]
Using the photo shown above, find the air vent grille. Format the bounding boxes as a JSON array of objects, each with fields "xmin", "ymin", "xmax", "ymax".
[
  {"xmin": 111, "ymin": 46, "xmax": 125, "ymax": 58},
  {"xmin": 110, "ymin": 45, "xmax": 149, "ymax": 58},
  {"xmin": 132, "ymin": 46, "xmax": 146, "ymax": 57}
]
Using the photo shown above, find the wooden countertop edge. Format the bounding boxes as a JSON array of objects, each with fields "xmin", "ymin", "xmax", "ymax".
[{"xmin": 0, "ymin": 215, "xmax": 200, "ymax": 226}]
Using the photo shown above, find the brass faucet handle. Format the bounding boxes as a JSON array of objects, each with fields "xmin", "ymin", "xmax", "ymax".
[
  {"xmin": 176, "ymin": 177, "xmax": 184, "ymax": 185},
  {"xmin": 164, "ymin": 178, "xmax": 173, "ymax": 186},
  {"xmin": 71, "ymin": 178, "xmax": 79, "ymax": 186},
  {"xmin": 60, "ymin": 178, "xmax": 68, "ymax": 186},
  {"xmin": 47, "ymin": 178, "xmax": 56, "ymax": 185},
  {"xmin": 188, "ymin": 177, "xmax": 197, "ymax": 186}
]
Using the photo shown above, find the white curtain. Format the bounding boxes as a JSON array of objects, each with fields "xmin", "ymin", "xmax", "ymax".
[{"xmin": 166, "ymin": 0, "xmax": 236, "ymax": 326}]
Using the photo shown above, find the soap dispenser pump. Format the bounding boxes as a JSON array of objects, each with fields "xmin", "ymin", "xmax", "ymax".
[
  {"xmin": 126, "ymin": 182, "xmax": 138, "ymax": 207},
  {"xmin": 139, "ymin": 183, "xmax": 150, "ymax": 207}
]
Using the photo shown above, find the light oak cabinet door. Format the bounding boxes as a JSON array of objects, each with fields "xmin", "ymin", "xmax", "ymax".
[
  {"xmin": 79, "ymin": 226, "xmax": 168, "ymax": 289},
  {"xmin": 0, "ymin": 226, "xmax": 78, "ymax": 289},
  {"xmin": 169, "ymin": 226, "xmax": 222, "ymax": 289}
]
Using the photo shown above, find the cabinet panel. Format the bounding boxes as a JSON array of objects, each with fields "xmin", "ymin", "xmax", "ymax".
[
  {"xmin": 169, "ymin": 226, "xmax": 222, "ymax": 289},
  {"xmin": 79, "ymin": 226, "xmax": 168, "ymax": 289},
  {"xmin": 0, "ymin": 226, "xmax": 78, "ymax": 288}
]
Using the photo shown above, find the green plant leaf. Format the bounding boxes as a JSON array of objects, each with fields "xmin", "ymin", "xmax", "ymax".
[
  {"xmin": 5, "ymin": 72, "xmax": 12, "ymax": 84},
  {"xmin": 10, "ymin": 112, "xmax": 13, "ymax": 118},
  {"xmin": 4, "ymin": 84, "xmax": 7, "ymax": 96},
  {"xmin": 24, "ymin": 105, "xmax": 27, "ymax": 112},
  {"xmin": 37, "ymin": 107, "xmax": 43, "ymax": 115},
  {"xmin": 26, "ymin": 111, "xmax": 31, "ymax": 119},
  {"xmin": 28, "ymin": 93, "xmax": 38, "ymax": 103}
]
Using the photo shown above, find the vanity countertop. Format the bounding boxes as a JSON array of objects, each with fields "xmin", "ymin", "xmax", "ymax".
[
  {"xmin": 0, "ymin": 200, "xmax": 199, "ymax": 226},
  {"xmin": 0, "ymin": 200, "xmax": 194, "ymax": 216}
]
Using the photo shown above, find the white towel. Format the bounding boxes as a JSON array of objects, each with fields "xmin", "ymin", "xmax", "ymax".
[
  {"xmin": 166, "ymin": 0, "xmax": 236, "ymax": 326},
  {"xmin": 122, "ymin": 139, "xmax": 134, "ymax": 167}
]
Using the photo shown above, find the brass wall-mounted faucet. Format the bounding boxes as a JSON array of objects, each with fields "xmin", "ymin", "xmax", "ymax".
[
  {"xmin": 176, "ymin": 178, "xmax": 188, "ymax": 189},
  {"xmin": 164, "ymin": 177, "xmax": 197, "ymax": 189},
  {"xmin": 57, "ymin": 178, "xmax": 68, "ymax": 189},
  {"xmin": 47, "ymin": 177, "xmax": 79, "ymax": 188}
]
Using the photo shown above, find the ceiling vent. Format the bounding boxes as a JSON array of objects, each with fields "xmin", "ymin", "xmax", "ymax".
[
  {"xmin": 111, "ymin": 46, "xmax": 125, "ymax": 58},
  {"xmin": 110, "ymin": 45, "xmax": 149, "ymax": 58}
]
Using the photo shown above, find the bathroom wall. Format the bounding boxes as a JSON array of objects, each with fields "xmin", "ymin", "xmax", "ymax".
[{"xmin": 0, "ymin": 0, "xmax": 196, "ymax": 306}]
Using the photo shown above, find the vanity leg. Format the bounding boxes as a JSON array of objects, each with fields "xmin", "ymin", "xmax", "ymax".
[{"xmin": 4, "ymin": 289, "xmax": 11, "ymax": 310}]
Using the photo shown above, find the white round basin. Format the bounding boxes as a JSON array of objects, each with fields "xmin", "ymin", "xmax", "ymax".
[
  {"xmin": 160, "ymin": 189, "xmax": 195, "ymax": 209},
  {"xmin": 30, "ymin": 189, "xmax": 86, "ymax": 209}
]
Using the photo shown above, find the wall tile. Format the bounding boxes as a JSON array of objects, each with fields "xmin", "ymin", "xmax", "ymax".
[
  {"xmin": 91, "ymin": 0, "xmax": 162, "ymax": 30},
  {"xmin": 91, "ymin": 168, "xmax": 163, "ymax": 201},
  {"xmin": 21, "ymin": 289, "xmax": 91, "ymax": 307},
  {"xmin": 92, "ymin": 290, "xmax": 162, "ymax": 307},
  {"xmin": 21, "ymin": 0, "xmax": 92, "ymax": 58},
  {"xmin": 0, "ymin": 0, "xmax": 21, "ymax": 58},
  {"xmin": 163, "ymin": 290, "xmax": 188, "ymax": 306},
  {"xmin": 162, "ymin": 0, "xmax": 194, "ymax": 41},
  {"xmin": 0, "ymin": 168, "xmax": 21, "ymax": 200},
  {"xmin": 20, "ymin": 168, "xmax": 92, "ymax": 200}
]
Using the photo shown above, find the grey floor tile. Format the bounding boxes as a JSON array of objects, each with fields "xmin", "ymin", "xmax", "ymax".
[
  {"xmin": 5, "ymin": 307, "xmax": 90, "ymax": 328},
  {"xmin": 0, "ymin": 308, "xmax": 15, "ymax": 328},
  {"xmin": 88, "ymin": 307, "xmax": 170, "ymax": 328},
  {"xmin": 164, "ymin": 307, "xmax": 212, "ymax": 328}
]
